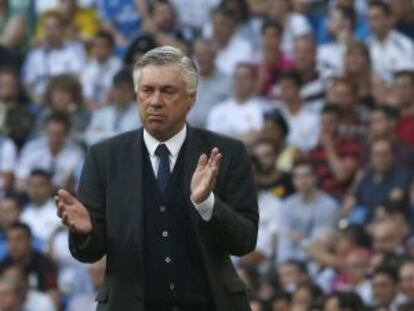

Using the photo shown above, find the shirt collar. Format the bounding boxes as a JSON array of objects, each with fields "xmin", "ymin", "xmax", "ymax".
[{"xmin": 143, "ymin": 124, "xmax": 187, "ymax": 159}]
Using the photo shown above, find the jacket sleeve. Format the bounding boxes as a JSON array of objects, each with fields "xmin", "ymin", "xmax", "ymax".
[
  {"xmin": 69, "ymin": 145, "xmax": 106, "ymax": 263},
  {"xmin": 203, "ymin": 141, "xmax": 259, "ymax": 257}
]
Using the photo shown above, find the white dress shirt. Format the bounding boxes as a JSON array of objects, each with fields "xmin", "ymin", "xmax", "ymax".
[{"xmin": 143, "ymin": 125, "xmax": 214, "ymax": 221}]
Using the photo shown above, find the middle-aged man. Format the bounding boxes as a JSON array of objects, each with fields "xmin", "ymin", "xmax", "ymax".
[{"xmin": 55, "ymin": 46, "xmax": 259, "ymax": 311}]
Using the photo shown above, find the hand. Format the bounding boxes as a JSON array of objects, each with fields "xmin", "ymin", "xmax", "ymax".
[
  {"xmin": 190, "ymin": 147, "xmax": 222, "ymax": 205},
  {"xmin": 55, "ymin": 189, "xmax": 92, "ymax": 235}
]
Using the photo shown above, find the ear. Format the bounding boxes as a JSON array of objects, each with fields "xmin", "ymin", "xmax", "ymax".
[{"xmin": 187, "ymin": 92, "xmax": 197, "ymax": 110}]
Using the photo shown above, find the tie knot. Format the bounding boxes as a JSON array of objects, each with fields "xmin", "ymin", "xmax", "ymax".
[{"xmin": 155, "ymin": 144, "xmax": 170, "ymax": 159}]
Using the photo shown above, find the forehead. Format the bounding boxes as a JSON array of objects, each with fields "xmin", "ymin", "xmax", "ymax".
[{"xmin": 138, "ymin": 64, "xmax": 185, "ymax": 88}]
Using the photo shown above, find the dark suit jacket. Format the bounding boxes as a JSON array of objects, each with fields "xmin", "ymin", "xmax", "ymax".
[{"xmin": 69, "ymin": 125, "xmax": 259, "ymax": 311}]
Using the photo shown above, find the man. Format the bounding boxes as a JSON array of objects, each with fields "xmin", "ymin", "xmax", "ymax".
[
  {"xmin": 400, "ymin": 260, "xmax": 414, "ymax": 302},
  {"xmin": 371, "ymin": 266, "xmax": 405, "ymax": 310},
  {"xmin": 56, "ymin": 46, "xmax": 259, "ymax": 311},
  {"xmin": 394, "ymin": 71, "xmax": 414, "ymax": 148},
  {"xmin": 277, "ymin": 162, "xmax": 338, "ymax": 263},
  {"xmin": 0, "ymin": 276, "xmax": 26, "ymax": 311},
  {"xmin": 366, "ymin": 1, "xmax": 414, "ymax": 83},
  {"xmin": 207, "ymin": 63, "xmax": 266, "ymax": 139},
  {"xmin": 390, "ymin": 0, "xmax": 414, "ymax": 40}
]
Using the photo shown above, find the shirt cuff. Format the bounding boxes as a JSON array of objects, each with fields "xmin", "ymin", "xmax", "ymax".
[{"xmin": 192, "ymin": 192, "xmax": 215, "ymax": 221}]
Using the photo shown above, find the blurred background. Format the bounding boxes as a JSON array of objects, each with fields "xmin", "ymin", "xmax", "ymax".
[{"xmin": 0, "ymin": 0, "xmax": 414, "ymax": 310}]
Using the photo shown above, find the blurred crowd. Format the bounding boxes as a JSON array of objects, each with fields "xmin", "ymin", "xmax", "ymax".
[{"xmin": 0, "ymin": 0, "xmax": 414, "ymax": 310}]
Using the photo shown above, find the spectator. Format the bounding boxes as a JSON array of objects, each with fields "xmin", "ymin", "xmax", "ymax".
[
  {"xmin": 368, "ymin": 105, "xmax": 414, "ymax": 171},
  {"xmin": 390, "ymin": 0, "xmax": 414, "ymax": 41},
  {"xmin": 22, "ymin": 11, "xmax": 86, "ymax": 100},
  {"xmin": 291, "ymin": 283, "xmax": 323, "ymax": 310},
  {"xmin": 15, "ymin": 113, "xmax": 84, "ymax": 192},
  {"xmin": 124, "ymin": 34, "xmax": 157, "ymax": 67},
  {"xmin": 0, "ymin": 223, "xmax": 58, "ymax": 301},
  {"xmin": 66, "ymin": 257, "xmax": 106, "ymax": 311},
  {"xmin": 0, "ymin": 195, "xmax": 21, "ymax": 261},
  {"xmin": 399, "ymin": 260, "xmax": 414, "ymax": 303},
  {"xmin": 326, "ymin": 76, "xmax": 369, "ymax": 142},
  {"xmin": 20, "ymin": 170, "xmax": 61, "ymax": 245},
  {"xmin": 256, "ymin": 20, "xmax": 294, "ymax": 97},
  {"xmin": 0, "ymin": 276, "xmax": 26, "ymax": 311},
  {"xmin": 0, "ymin": 0, "xmax": 30, "ymax": 51},
  {"xmin": 81, "ymin": 31, "xmax": 123, "ymax": 110},
  {"xmin": 0, "ymin": 134, "xmax": 17, "ymax": 197},
  {"xmin": 293, "ymin": 34, "xmax": 330, "ymax": 113},
  {"xmin": 277, "ymin": 260, "xmax": 309, "ymax": 294},
  {"xmin": 275, "ymin": 70, "xmax": 320, "ymax": 152},
  {"xmin": 371, "ymin": 266, "xmax": 405, "ymax": 310},
  {"xmin": 34, "ymin": 0, "xmax": 100, "ymax": 44},
  {"xmin": 398, "ymin": 302, "xmax": 414, "ymax": 311},
  {"xmin": 37, "ymin": 74, "xmax": 90, "ymax": 140},
  {"xmin": 366, "ymin": 1, "xmax": 414, "ymax": 83},
  {"xmin": 344, "ymin": 41, "xmax": 375, "ymax": 109},
  {"xmin": 394, "ymin": 71, "xmax": 414, "ymax": 148},
  {"xmin": 277, "ymin": 161, "xmax": 339, "ymax": 263},
  {"xmin": 0, "ymin": 66, "xmax": 34, "ymax": 148},
  {"xmin": 342, "ymin": 138, "xmax": 412, "ymax": 224},
  {"xmin": 207, "ymin": 63, "xmax": 266, "ymax": 138},
  {"xmin": 324, "ymin": 291, "xmax": 365, "ymax": 311},
  {"xmin": 187, "ymin": 38, "xmax": 231, "ymax": 128},
  {"xmin": 318, "ymin": 5, "xmax": 356, "ymax": 76},
  {"xmin": 307, "ymin": 104, "xmax": 362, "ymax": 198},
  {"xmin": 209, "ymin": 7, "xmax": 254, "ymax": 75},
  {"xmin": 265, "ymin": 0, "xmax": 312, "ymax": 57},
  {"xmin": 372, "ymin": 221, "xmax": 405, "ymax": 257},
  {"xmin": 84, "ymin": 68, "xmax": 140, "ymax": 146},
  {"xmin": 271, "ymin": 292, "xmax": 292, "ymax": 311}
]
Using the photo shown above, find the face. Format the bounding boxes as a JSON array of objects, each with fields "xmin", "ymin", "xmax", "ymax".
[
  {"xmin": 320, "ymin": 112, "xmax": 339, "ymax": 135},
  {"xmin": 92, "ymin": 37, "xmax": 112, "ymax": 61},
  {"xmin": 373, "ymin": 222, "xmax": 401, "ymax": 254},
  {"xmin": 280, "ymin": 79, "xmax": 300, "ymax": 104},
  {"xmin": 193, "ymin": 42, "xmax": 215, "ymax": 75},
  {"xmin": 153, "ymin": 3, "xmax": 175, "ymax": 30},
  {"xmin": 7, "ymin": 229, "xmax": 31, "ymax": 260},
  {"xmin": 293, "ymin": 38, "xmax": 316, "ymax": 72},
  {"xmin": 46, "ymin": 121, "xmax": 67, "ymax": 151},
  {"xmin": 345, "ymin": 47, "xmax": 369, "ymax": 74},
  {"xmin": 329, "ymin": 82, "xmax": 356, "ymax": 110},
  {"xmin": 50, "ymin": 88, "xmax": 73, "ymax": 111},
  {"xmin": 393, "ymin": 75, "xmax": 414, "ymax": 107},
  {"xmin": 233, "ymin": 66, "xmax": 256, "ymax": 100},
  {"xmin": 370, "ymin": 141, "xmax": 393, "ymax": 173},
  {"xmin": 293, "ymin": 165, "xmax": 316, "ymax": 193},
  {"xmin": 0, "ymin": 281, "xmax": 22, "ymax": 311},
  {"xmin": 268, "ymin": 0, "xmax": 289, "ymax": 19},
  {"xmin": 262, "ymin": 27, "xmax": 281, "ymax": 55},
  {"xmin": 278, "ymin": 264, "xmax": 306, "ymax": 292},
  {"xmin": 345, "ymin": 251, "xmax": 369, "ymax": 284},
  {"xmin": 212, "ymin": 13, "xmax": 235, "ymax": 44},
  {"xmin": 272, "ymin": 299, "xmax": 290, "ymax": 311},
  {"xmin": 0, "ymin": 199, "xmax": 20, "ymax": 229},
  {"xmin": 400, "ymin": 263, "xmax": 414, "ymax": 300},
  {"xmin": 113, "ymin": 82, "xmax": 135, "ymax": 107},
  {"xmin": 369, "ymin": 111, "xmax": 393, "ymax": 138},
  {"xmin": 328, "ymin": 9, "xmax": 346, "ymax": 35},
  {"xmin": 292, "ymin": 287, "xmax": 312, "ymax": 308},
  {"xmin": 324, "ymin": 297, "xmax": 340, "ymax": 311},
  {"xmin": 372, "ymin": 274, "xmax": 396, "ymax": 306},
  {"xmin": 253, "ymin": 142, "xmax": 277, "ymax": 174},
  {"xmin": 368, "ymin": 7, "xmax": 391, "ymax": 37},
  {"xmin": 0, "ymin": 72, "xmax": 18, "ymax": 102},
  {"xmin": 137, "ymin": 64, "xmax": 195, "ymax": 141},
  {"xmin": 391, "ymin": 0, "xmax": 412, "ymax": 19},
  {"xmin": 44, "ymin": 16, "xmax": 64, "ymax": 46},
  {"xmin": 27, "ymin": 176, "xmax": 52, "ymax": 205}
]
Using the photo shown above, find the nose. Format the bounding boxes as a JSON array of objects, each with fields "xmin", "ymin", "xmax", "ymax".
[{"xmin": 148, "ymin": 90, "xmax": 163, "ymax": 108}]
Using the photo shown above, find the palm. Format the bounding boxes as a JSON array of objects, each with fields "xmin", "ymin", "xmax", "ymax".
[
  {"xmin": 56, "ymin": 190, "xmax": 92, "ymax": 234},
  {"xmin": 190, "ymin": 148, "xmax": 222, "ymax": 204}
]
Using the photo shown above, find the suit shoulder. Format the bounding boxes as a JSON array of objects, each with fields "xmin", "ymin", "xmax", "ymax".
[{"xmin": 88, "ymin": 129, "xmax": 141, "ymax": 154}]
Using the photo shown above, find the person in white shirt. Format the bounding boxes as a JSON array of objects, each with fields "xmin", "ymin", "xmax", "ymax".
[
  {"xmin": 266, "ymin": 0, "xmax": 312, "ymax": 57},
  {"xmin": 207, "ymin": 63, "xmax": 266, "ymax": 138},
  {"xmin": 366, "ymin": 1, "xmax": 414, "ymax": 83},
  {"xmin": 210, "ymin": 8, "xmax": 254, "ymax": 76},
  {"xmin": 20, "ymin": 170, "xmax": 62, "ymax": 245},
  {"xmin": 84, "ymin": 69, "xmax": 141, "ymax": 146},
  {"xmin": 0, "ymin": 136, "xmax": 17, "ymax": 197},
  {"xmin": 275, "ymin": 71, "xmax": 320, "ymax": 152},
  {"xmin": 16, "ymin": 113, "xmax": 84, "ymax": 192},
  {"xmin": 22, "ymin": 12, "xmax": 86, "ymax": 100},
  {"xmin": 318, "ymin": 6, "xmax": 356, "ymax": 77},
  {"xmin": 81, "ymin": 31, "xmax": 122, "ymax": 110}
]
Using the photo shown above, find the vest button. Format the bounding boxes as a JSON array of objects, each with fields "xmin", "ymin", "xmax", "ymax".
[
  {"xmin": 160, "ymin": 205, "xmax": 166, "ymax": 212},
  {"xmin": 165, "ymin": 256, "xmax": 172, "ymax": 263},
  {"xmin": 162, "ymin": 230, "xmax": 169, "ymax": 237},
  {"xmin": 169, "ymin": 282, "xmax": 175, "ymax": 290}
]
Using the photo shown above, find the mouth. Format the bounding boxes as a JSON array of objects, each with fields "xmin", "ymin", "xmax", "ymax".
[{"xmin": 147, "ymin": 115, "xmax": 166, "ymax": 123}]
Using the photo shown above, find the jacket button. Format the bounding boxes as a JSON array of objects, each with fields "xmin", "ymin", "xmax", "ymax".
[
  {"xmin": 169, "ymin": 282, "xmax": 175, "ymax": 290},
  {"xmin": 162, "ymin": 230, "xmax": 169, "ymax": 237},
  {"xmin": 160, "ymin": 205, "xmax": 166, "ymax": 212},
  {"xmin": 165, "ymin": 256, "xmax": 172, "ymax": 263}
]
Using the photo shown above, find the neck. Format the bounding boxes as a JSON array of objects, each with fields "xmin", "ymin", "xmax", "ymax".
[
  {"xmin": 376, "ymin": 30, "xmax": 389, "ymax": 42},
  {"xmin": 235, "ymin": 94, "xmax": 251, "ymax": 104},
  {"xmin": 287, "ymin": 99, "xmax": 302, "ymax": 114},
  {"xmin": 301, "ymin": 189, "xmax": 316, "ymax": 201}
]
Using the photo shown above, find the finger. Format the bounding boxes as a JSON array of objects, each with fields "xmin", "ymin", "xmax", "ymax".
[
  {"xmin": 211, "ymin": 153, "xmax": 222, "ymax": 172},
  {"xmin": 57, "ymin": 189, "xmax": 77, "ymax": 205},
  {"xmin": 197, "ymin": 154, "xmax": 208, "ymax": 168},
  {"xmin": 208, "ymin": 148, "xmax": 219, "ymax": 166}
]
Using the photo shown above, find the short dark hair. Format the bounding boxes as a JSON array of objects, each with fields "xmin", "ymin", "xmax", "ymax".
[
  {"xmin": 394, "ymin": 70, "xmax": 414, "ymax": 84},
  {"xmin": 331, "ymin": 292, "xmax": 364, "ymax": 311},
  {"xmin": 282, "ymin": 259, "xmax": 308, "ymax": 274},
  {"xmin": 263, "ymin": 109, "xmax": 289, "ymax": 138},
  {"xmin": 322, "ymin": 104, "xmax": 342, "ymax": 117},
  {"xmin": 373, "ymin": 265, "xmax": 399, "ymax": 284},
  {"xmin": 94, "ymin": 30, "xmax": 115, "ymax": 48},
  {"xmin": 371, "ymin": 105, "xmax": 400, "ymax": 121},
  {"xmin": 335, "ymin": 5, "xmax": 356, "ymax": 29},
  {"xmin": 261, "ymin": 19, "xmax": 283, "ymax": 37},
  {"xmin": 293, "ymin": 161, "xmax": 315, "ymax": 174},
  {"xmin": 369, "ymin": 0, "xmax": 392, "ymax": 16},
  {"xmin": 279, "ymin": 70, "xmax": 303, "ymax": 87},
  {"xmin": 7, "ymin": 222, "xmax": 32, "ymax": 239},
  {"xmin": 113, "ymin": 68, "xmax": 134, "ymax": 88},
  {"xmin": 29, "ymin": 169, "xmax": 52, "ymax": 181},
  {"xmin": 45, "ymin": 112, "xmax": 71, "ymax": 133}
]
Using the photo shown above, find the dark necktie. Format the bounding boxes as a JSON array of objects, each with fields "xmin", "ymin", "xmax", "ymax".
[{"xmin": 155, "ymin": 144, "xmax": 171, "ymax": 194}]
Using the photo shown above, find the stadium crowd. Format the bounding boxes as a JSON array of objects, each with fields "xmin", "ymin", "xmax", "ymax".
[{"xmin": 0, "ymin": 0, "xmax": 414, "ymax": 310}]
